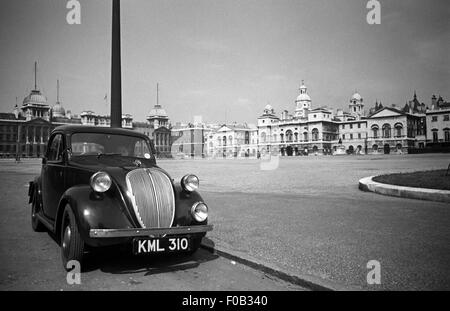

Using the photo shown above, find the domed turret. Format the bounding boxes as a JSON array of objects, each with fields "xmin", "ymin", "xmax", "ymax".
[
  {"xmin": 52, "ymin": 79, "xmax": 65, "ymax": 118},
  {"xmin": 147, "ymin": 83, "xmax": 170, "ymax": 129},
  {"xmin": 294, "ymin": 80, "xmax": 312, "ymax": 118},
  {"xmin": 148, "ymin": 104, "xmax": 168, "ymax": 118},
  {"xmin": 23, "ymin": 90, "xmax": 48, "ymax": 106},
  {"xmin": 349, "ymin": 90, "xmax": 364, "ymax": 118},
  {"xmin": 21, "ymin": 61, "xmax": 50, "ymax": 121},
  {"xmin": 52, "ymin": 102, "xmax": 65, "ymax": 118},
  {"xmin": 350, "ymin": 92, "xmax": 363, "ymax": 103}
]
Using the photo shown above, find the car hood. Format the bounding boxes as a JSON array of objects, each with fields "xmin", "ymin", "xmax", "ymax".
[{"xmin": 68, "ymin": 156, "xmax": 173, "ymax": 189}]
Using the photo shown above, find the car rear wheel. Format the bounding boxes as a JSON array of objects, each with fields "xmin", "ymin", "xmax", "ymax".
[
  {"xmin": 61, "ymin": 204, "xmax": 86, "ymax": 270},
  {"xmin": 31, "ymin": 189, "xmax": 45, "ymax": 232}
]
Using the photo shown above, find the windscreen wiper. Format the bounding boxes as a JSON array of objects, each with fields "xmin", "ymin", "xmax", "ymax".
[{"xmin": 97, "ymin": 153, "xmax": 121, "ymax": 159}]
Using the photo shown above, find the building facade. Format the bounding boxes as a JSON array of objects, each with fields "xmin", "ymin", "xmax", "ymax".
[
  {"xmin": 255, "ymin": 83, "xmax": 433, "ymax": 156},
  {"xmin": 171, "ymin": 123, "xmax": 207, "ymax": 158},
  {"xmin": 426, "ymin": 95, "xmax": 450, "ymax": 147},
  {"xmin": 204, "ymin": 123, "xmax": 258, "ymax": 158},
  {"xmin": 0, "ymin": 74, "xmax": 172, "ymax": 158}
]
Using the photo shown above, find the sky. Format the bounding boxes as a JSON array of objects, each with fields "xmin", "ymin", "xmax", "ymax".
[{"xmin": 0, "ymin": 0, "xmax": 448, "ymax": 124}]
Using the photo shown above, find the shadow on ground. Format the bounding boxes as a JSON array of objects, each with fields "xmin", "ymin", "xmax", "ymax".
[{"xmin": 57, "ymin": 237, "xmax": 219, "ymax": 276}]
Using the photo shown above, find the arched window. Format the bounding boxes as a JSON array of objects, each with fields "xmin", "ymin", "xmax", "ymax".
[
  {"xmin": 223, "ymin": 136, "xmax": 227, "ymax": 146},
  {"xmin": 261, "ymin": 132, "xmax": 266, "ymax": 143},
  {"xmin": 229, "ymin": 135, "xmax": 233, "ymax": 145},
  {"xmin": 432, "ymin": 129, "xmax": 438, "ymax": 142},
  {"xmin": 312, "ymin": 128, "xmax": 319, "ymax": 141},
  {"xmin": 371, "ymin": 125, "xmax": 379, "ymax": 138},
  {"xmin": 294, "ymin": 132, "xmax": 298, "ymax": 142},
  {"xmin": 303, "ymin": 132, "xmax": 308, "ymax": 141},
  {"xmin": 394, "ymin": 123, "xmax": 403, "ymax": 137},
  {"xmin": 444, "ymin": 129, "xmax": 450, "ymax": 142},
  {"xmin": 382, "ymin": 124, "xmax": 391, "ymax": 138},
  {"xmin": 372, "ymin": 144, "xmax": 378, "ymax": 152},
  {"xmin": 280, "ymin": 133, "xmax": 284, "ymax": 142},
  {"xmin": 285, "ymin": 130, "xmax": 293, "ymax": 142}
]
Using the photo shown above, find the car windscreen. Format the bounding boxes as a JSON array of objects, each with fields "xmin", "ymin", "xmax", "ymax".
[{"xmin": 71, "ymin": 132, "xmax": 152, "ymax": 159}]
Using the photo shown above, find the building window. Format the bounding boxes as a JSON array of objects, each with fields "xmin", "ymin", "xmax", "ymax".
[
  {"xmin": 432, "ymin": 131, "xmax": 438, "ymax": 142},
  {"xmin": 342, "ymin": 134, "xmax": 346, "ymax": 140},
  {"xmin": 342, "ymin": 124, "xmax": 345, "ymax": 129},
  {"xmin": 350, "ymin": 134, "xmax": 353, "ymax": 140},
  {"xmin": 312, "ymin": 128, "xmax": 319, "ymax": 141},
  {"xmin": 358, "ymin": 133, "xmax": 361, "ymax": 139},
  {"xmin": 372, "ymin": 144, "xmax": 378, "ymax": 152},
  {"xmin": 261, "ymin": 133, "xmax": 266, "ymax": 143},
  {"xmin": 445, "ymin": 130, "xmax": 450, "ymax": 142},
  {"xmin": 372, "ymin": 127, "xmax": 378, "ymax": 139},
  {"xmin": 382, "ymin": 124, "xmax": 391, "ymax": 138},
  {"xmin": 395, "ymin": 124, "xmax": 403, "ymax": 137},
  {"xmin": 350, "ymin": 124, "xmax": 353, "ymax": 129},
  {"xmin": 285, "ymin": 130, "xmax": 293, "ymax": 142},
  {"xmin": 358, "ymin": 123, "xmax": 361, "ymax": 128},
  {"xmin": 432, "ymin": 116, "xmax": 437, "ymax": 122},
  {"xmin": 444, "ymin": 115, "xmax": 449, "ymax": 121}
]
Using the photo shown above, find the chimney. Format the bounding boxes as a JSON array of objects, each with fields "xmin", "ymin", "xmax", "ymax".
[{"xmin": 431, "ymin": 95, "xmax": 437, "ymax": 110}]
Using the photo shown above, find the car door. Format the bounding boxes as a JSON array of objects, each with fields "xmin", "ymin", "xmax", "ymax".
[{"xmin": 41, "ymin": 133, "xmax": 66, "ymax": 220}]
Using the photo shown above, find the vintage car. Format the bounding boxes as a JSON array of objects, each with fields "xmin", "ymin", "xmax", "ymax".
[{"xmin": 28, "ymin": 125, "xmax": 212, "ymax": 269}]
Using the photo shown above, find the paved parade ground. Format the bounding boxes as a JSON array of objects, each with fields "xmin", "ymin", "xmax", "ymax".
[{"xmin": 1, "ymin": 153, "xmax": 450, "ymax": 290}]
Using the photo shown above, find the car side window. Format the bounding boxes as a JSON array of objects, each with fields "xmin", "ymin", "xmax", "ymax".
[{"xmin": 47, "ymin": 134, "xmax": 63, "ymax": 162}]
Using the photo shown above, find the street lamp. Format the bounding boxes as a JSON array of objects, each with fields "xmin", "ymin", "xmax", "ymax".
[{"xmin": 110, "ymin": 0, "xmax": 122, "ymax": 128}]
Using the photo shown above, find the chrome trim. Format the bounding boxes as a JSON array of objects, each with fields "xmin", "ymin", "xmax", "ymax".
[
  {"xmin": 125, "ymin": 168, "xmax": 175, "ymax": 229},
  {"xmin": 191, "ymin": 202, "xmax": 208, "ymax": 222},
  {"xmin": 181, "ymin": 174, "xmax": 199, "ymax": 192},
  {"xmin": 90, "ymin": 171, "xmax": 112, "ymax": 193},
  {"xmin": 89, "ymin": 225, "xmax": 213, "ymax": 238}
]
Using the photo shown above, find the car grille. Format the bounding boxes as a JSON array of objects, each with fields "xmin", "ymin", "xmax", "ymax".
[{"xmin": 125, "ymin": 168, "xmax": 175, "ymax": 229}]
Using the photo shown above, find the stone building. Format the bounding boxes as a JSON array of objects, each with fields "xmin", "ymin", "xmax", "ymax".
[
  {"xmin": 426, "ymin": 95, "xmax": 450, "ymax": 147},
  {"xmin": 205, "ymin": 123, "xmax": 258, "ymax": 158},
  {"xmin": 171, "ymin": 123, "xmax": 207, "ymax": 158}
]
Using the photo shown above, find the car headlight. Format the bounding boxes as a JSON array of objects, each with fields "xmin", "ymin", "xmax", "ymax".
[
  {"xmin": 90, "ymin": 171, "xmax": 112, "ymax": 193},
  {"xmin": 181, "ymin": 174, "xmax": 199, "ymax": 192},
  {"xmin": 191, "ymin": 202, "xmax": 208, "ymax": 222}
]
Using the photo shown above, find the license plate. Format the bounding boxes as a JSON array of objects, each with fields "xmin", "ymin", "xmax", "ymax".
[{"xmin": 133, "ymin": 237, "xmax": 191, "ymax": 255}]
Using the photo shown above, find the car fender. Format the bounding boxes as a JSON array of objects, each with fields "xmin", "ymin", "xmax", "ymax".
[
  {"xmin": 55, "ymin": 184, "xmax": 135, "ymax": 247},
  {"xmin": 28, "ymin": 176, "xmax": 41, "ymax": 204},
  {"xmin": 173, "ymin": 183, "xmax": 208, "ymax": 226}
]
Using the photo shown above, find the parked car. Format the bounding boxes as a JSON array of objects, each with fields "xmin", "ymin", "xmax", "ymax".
[{"xmin": 28, "ymin": 125, "xmax": 212, "ymax": 269}]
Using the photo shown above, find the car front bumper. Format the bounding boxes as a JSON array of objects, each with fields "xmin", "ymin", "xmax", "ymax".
[{"xmin": 89, "ymin": 224, "xmax": 213, "ymax": 238}]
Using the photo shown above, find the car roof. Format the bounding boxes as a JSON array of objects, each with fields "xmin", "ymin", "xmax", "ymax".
[{"xmin": 52, "ymin": 125, "xmax": 148, "ymax": 139}]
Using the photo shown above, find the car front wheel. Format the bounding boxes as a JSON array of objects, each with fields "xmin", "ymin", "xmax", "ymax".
[{"xmin": 61, "ymin": 204, "xmax": 86, "ymax": 270}]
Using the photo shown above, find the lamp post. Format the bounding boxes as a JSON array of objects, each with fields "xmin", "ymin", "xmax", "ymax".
[{"xmin": 110, "ymin": 0, "xmax": 122, "ymax": 128}]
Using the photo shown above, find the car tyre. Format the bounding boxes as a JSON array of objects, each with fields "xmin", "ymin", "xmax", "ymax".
[
  {"xmin": 61, "ymin": 204, "xmax": 86, "ymax": 270},
  {"xmin": 31, "ymin": 189, "xmax": 46, "ymax": 232}
]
